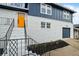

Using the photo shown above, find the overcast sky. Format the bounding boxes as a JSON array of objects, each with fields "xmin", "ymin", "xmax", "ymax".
[{"xmin": 63, "ymin": 3, "xmax": 79, "ymax": 24}]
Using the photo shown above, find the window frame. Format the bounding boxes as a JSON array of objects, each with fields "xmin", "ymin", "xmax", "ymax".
[
  {"xmin": 63, "ymin": 11, "xmax": 70, "ymax": 20},
  {"xmin": 40, "ymin": 3, "xmax": 47, "ymax": 14},
  {"xmin": 41, "ymin": 22, "xmax": 45, "ymax": 28},
  {"xmin": 40, "ymin": 3, "xmax": 52, "ymax": 15},
  {"xmin": 47, "ymin": 22, "xmax": 51, "ymax": 28},
  {"xmin": 47, "ymin": 5, "xmax": 52, "ymax": 15}
]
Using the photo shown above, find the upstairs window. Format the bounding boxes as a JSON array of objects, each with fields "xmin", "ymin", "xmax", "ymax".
[
  {"xmin": 47, "ymin": 5, "xmax": 52, "ymax": 15},
  {"xmin": 40, "ymin": 3, "xmax": 52, "ymax": 15},
  {"xmin": 63, "ymin": 11, "xmax": 70, "ymax": 20},
  {"xmin": 40, "ymin": 4, "xmax": 46, "ymax": 14}
]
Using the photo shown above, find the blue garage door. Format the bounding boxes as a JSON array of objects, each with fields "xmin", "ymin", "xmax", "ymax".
[{"xmin": 63, "ymin": 28, "xmax": 70, "ymax": 38}]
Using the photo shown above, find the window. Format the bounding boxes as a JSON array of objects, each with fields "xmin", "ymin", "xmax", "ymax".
[
  {"xmin": 47, "ymin": 23, "xmax": 51, "ymax": 28},
  {"xmin": 40, "ymin": 4, "xmax": 46, "ymax": 14},
  {"xmin": 63, "ymin": 14, "xmax": 66, "ymax": 19},
  {"xmin": 40, "ymin": 3, "xmax": 52, "ymax": 15},
  {"xmin": 41, "ymin": 22, "xmax": 45, "ymax": 28},
  {"xmin": 41, "ymin": 8, "xmax": 46, "ymax": 14},
  {"xmin": 41, "ymin": 22, "xmax": 51, "ymax": 28},
  {"xmin": 63, "ymin": 11, "xmax": 70, "ymax": 20},
  {"xmin": 47, "ymin": 5, "xmax": 52, "ymax": 15}
]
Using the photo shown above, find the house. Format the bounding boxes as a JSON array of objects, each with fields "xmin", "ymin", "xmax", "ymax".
[{"xmin": 0, "ymin": 3, "xmax": 75, "ymax": 56}]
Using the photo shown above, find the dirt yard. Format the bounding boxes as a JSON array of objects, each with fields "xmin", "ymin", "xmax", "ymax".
[{"xmin": 42, "ymin": 39, "xmax": 79, "ymax": 56}]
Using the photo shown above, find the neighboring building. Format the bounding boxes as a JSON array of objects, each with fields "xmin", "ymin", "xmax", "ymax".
[{"xmin": 74, "ymin": 24, "xmax": 79, "ymax": 39}]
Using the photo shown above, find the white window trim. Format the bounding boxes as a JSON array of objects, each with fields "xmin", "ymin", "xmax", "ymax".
[
  {"xmin": 40, "ymin": 3, "xmax": 52, "ymax": 15},
  {"xmin": 40, "ymin": 3, "xmax": 47, "ymax": 14},
  {"xmin": 47, "ymin": 5, "xmax": 52, "ymax": 15},
  {"xmin": 63, "ymin": 11, "xmax": 70, "ymax": 20}
]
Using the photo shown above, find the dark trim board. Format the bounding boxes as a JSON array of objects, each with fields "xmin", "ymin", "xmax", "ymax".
[{"xmin": 0, "ymin": 5, "xmax": 28, "ymax": 12}]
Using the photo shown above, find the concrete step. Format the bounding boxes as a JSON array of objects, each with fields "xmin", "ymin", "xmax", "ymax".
[
  {"xmin": 11, "ymin": 28, "xmax": 24, "ymax": 35},
  {"xmin": 10, "ymin": 35, "xmax": 25, "ymax": 39}
]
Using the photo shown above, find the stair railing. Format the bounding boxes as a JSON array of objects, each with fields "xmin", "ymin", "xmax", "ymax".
[
  {"xmin": 24, "ymin": 19, "xmax": 38, "ymax": 56},
  {"xmin": 0, "ymin": 19, "xmax": 14, "ymax": 55},
  {"xmin": 5, "ymin": 19, "xmax": 14, "ymax": 54}
]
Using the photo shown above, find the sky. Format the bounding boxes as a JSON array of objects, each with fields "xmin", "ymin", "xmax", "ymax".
[{"xmin": 63, "ymin": 3, "xmax": 79, "ymax": 24}]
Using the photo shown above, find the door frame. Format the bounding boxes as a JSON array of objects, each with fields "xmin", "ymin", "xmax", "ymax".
[
  {"xmin": 18, "ymin": 12, "xmax": 25, "ymax": 28},
  {"xmin": 62, "ymin": 27, "xmax": 70, "ymax": 38}
]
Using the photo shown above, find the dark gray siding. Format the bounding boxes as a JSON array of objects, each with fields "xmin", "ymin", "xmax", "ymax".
[{"xmin": 28, "ymin": 3, "xmax": 72, "ymax": 23}]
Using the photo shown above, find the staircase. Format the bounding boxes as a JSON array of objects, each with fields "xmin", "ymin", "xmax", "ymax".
[
  {"xmin": 0, "ymin": 18, "xmax": 14, "ymax": 56},
  {"xmin": 10, "ymin": 28, "xmax": 25, "ymax": 39},
  {"xmin": 0, "ymin": 18, "xmax": 39, "ymax": 56}
]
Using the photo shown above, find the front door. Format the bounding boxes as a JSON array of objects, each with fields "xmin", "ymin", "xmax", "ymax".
[{"xmin": 18, "ymin": 13, "xmax": 25, "ymax": 28}]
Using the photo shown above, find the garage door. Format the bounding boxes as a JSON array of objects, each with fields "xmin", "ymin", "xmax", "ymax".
[{"xmin": 63, "ymin": 28, "xmax": 70, "ymax": 38}]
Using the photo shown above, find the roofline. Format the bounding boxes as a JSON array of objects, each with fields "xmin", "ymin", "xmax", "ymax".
[
  {"xmin": 46, "ymin": 3, "xmax": 76, "ymax": 13},
  {"xmin": 0, "ymin": 3, "xmax": 76, "ymax": 13},
  {"xmin": 0, "ymin": 4, "xmax": 29, "ymax": 12}
]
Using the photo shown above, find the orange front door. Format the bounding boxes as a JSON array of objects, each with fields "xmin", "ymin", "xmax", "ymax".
[{"xmin": 18, "ymin": 13, "xmax": 25, "ymax": 28}]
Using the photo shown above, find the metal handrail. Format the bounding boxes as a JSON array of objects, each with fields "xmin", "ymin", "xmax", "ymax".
[
  {"xmin": 6, "ymin": 19, "xmax": 14, "ymax": 37},
  {"xmin": 27, "ymin": 35, "xmax": 38, "ymax": 44},
  {"xmin": 24, "ymin": 20, "xmax": 38, "ymax": 44},
  {"xmin": 0, "ymin": 19, "xmax": 14, "ymax": 55},
  {"xmin": 0, "ymin": 19, "xmax": 14, "ymax": 39},
  {"xmin": 24, "ymin": 20, "xmax": 38, "ymax": 56},
  {"xmin": 0, "ymin": 18, "xmax": 38, "ymax": 56}
]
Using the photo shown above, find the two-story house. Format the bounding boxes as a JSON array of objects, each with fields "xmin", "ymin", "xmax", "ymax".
[{"xmin": 0, "ymin": 3, "xmax": 75, "ymax": 56}]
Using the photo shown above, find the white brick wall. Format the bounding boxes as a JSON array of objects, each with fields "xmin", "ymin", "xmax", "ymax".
[{"xmin": 27, "ymin": 15, "xmax": 73, "ymax": 43}]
